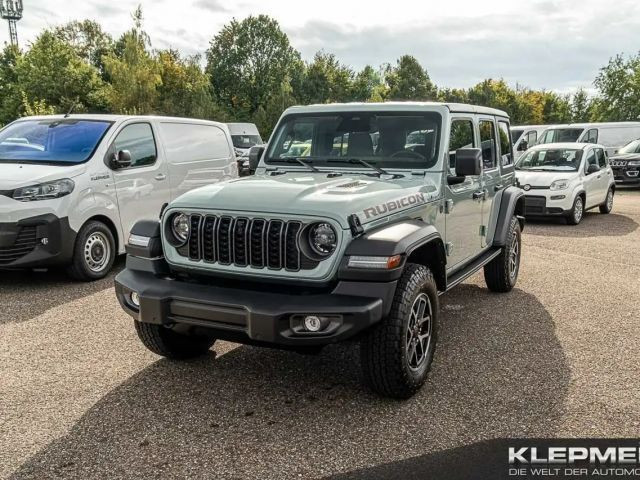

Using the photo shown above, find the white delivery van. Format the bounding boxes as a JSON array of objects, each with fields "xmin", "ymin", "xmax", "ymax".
[
  {"xmin": 227, "ymin": 123, "xmax": 263, "ymax": 176},
  {"xmin": 0, "ymin": 115, "xmax": 238, "ymax": 280},
  {"xmin": 510, "ymin": 125, "xmax": 551, "ymax": 160},
  {"xmin": 537, "ymin": 122, "xmax": 640, "ymax": 156}
]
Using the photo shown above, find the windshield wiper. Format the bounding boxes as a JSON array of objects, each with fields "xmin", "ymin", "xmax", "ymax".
[
  {"xmin": 328, "ymin": 158, "xmax": 393, "ymax": 177},
  {"xmin": 278, "ymin": 157, "xmax": 320, "ymax": 172}
]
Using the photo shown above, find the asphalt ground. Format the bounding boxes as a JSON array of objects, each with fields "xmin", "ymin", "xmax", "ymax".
[{"xmin": 1, "ymin": 188, "xmax": 639, "ymax": 479}]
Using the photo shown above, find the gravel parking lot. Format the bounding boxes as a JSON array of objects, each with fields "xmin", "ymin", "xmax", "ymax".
[{"xmin": 1, "ymin": 189, "xmax": 639, "ymax": 480}]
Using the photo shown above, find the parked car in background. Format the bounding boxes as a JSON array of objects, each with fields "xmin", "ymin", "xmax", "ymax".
[
  {"xmin": 511, "ymin": 125, "xmax": 550, "ymax": 160},
  {"xmin": 0, "ymin": 115, "xmax": 237, "ymax": 281},
  {"xmin": 227, "ymin": 123, "xmax": 263, "ymax": 176},
  {"xmin": 515, "ymin": 142, "xmax": 615, "ymax": 225},
  {"xmin": 537, "ymin": 122, "xmax": 640, "ymax": 156},
  {"xmin": 608, "ymin": 138, "xmax": 640, "ymax": 185}
]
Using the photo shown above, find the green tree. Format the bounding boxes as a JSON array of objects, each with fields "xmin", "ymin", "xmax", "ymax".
[
  {"xmin": 0, "ymin": 44, "xmax": 22, "ymax": 125},
  {"xmin": 385, "ymin": 55, "xmax": 437, "ymax": 101},
  {"xmin": 570, "ymin": 88, "xmax": 592, "ymax": 122},
  {"xmin": 53, "ymin": 20, "xmax": 114, "ymax": 75},
  {"xmin": 351, "ymin": 65, "xmax": 383, "ymax": 102},
  {"xmin": 593, "ymin": 53, "xmax": 640, "ymax": 121},
  {"xmin": 206, "ymin": 15, "xmax": 301, "ymax": 117},
  {"xmin": 102, "ymin": 7, "xmax": 161, "ymax": 114},
  {"xmin": 300, "ymin": 51, "xmax": 354, "ymax": 104}
]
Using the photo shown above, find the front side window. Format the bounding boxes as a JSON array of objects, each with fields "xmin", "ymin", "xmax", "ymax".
[
  {"xmin": 526, "ymin": 131, "xmax": 538, "ymax": 146},
  {"xmin": 479, "ymin": 120, "xmax": 497, "ymax": 169},
  {"xmin": 266, "ymin": 112, "xmax": 442, "ymax": 170},
  {"xmin": 538, "ymin": 128, "xmax": 584, "ymax": 144},
  {"xmin": 516, "ymin": 148, "xmax": 583, "ymax": 172},
  {"xmin": 510, "ymin": 129, "xmax": 524, "ymax": 144},
  {"xmin": 584, "ymin": 149, "xmax": 598, "ymax": 173},
  {"xmin": 448, "ymin": 119, "xmax": 475, "ymax": 175},
  {"xmin": 0, "ymin": 119, "xmax": 112, "ymax": 165},
  {"xmin": 596, "ymin": 148, "xmax": 607, "ymax": 168},
  {"xmin": 498, "ymin": 121, "xmax": 513, "ymax": 166},
  {"xmin": 584, "ymin": 129, "xmax": 598, "ymax": 144},
  {"xmin": 113, "ymin": 123, "xmax": 157, "ymax": 168}
]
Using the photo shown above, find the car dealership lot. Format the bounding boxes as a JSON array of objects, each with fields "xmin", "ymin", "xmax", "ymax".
[{"xmin": 1, "ymin": 189, "xmax": 639, "ymax": 480}]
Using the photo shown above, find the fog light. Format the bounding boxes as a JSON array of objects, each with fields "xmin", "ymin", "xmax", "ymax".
[
  {"xmin": 130, "ymin": 292, "xmax": 140, "ymax": 307},
  {"xmin": 304, "ymin": 315, "xmax": 324, "ymax": 332}
]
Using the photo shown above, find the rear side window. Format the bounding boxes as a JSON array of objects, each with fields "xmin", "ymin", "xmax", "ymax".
[
  {"xmin": 448, "ymin": 119, "xmax": 475, "ymax": 175},
  {"xmin": 479, "ymin": 120, "xmax": 497, "ymax": 169},
  {"xmin": 498, "ymin": 121, "xmax": 513, "ymax": 166},
  {"xmin": 596, "ymin": 148, "xmax": 607, "ymax": 168},
  {"xmin": 113, "ymin": 123, "xmax": 157, "ymax": 168},
  {"xmin": 160, "ymin": 123, "xmax": 231, "ymax": 163},
  {"xmin": 584, "ymin": 129, "xmax": 598, "ymax": 144}
]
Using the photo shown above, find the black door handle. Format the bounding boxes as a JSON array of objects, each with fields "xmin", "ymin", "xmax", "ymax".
[{"xmin": 472, "ymin": 190, "xmax": 485, "ymax": 200}]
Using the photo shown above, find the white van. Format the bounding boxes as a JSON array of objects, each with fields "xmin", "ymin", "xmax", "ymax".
[
  {"xmin": 227, "ymin": 123, "xmax": 263, "ymax": 175},
  {"xmin": 0, "ymin": 115, "xmax": 238, "ymax": 280},
  {"xmin": 511, "ymin": 125, "xmax": 551, "ymax": 160},
  {"xmin": 537, "ymin": 122, "xmax": 640, "ymax": 156}
]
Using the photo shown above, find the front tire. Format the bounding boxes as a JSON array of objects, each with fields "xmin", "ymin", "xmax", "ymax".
[
  {"xmin": 599, "ymin": 188, "xmax": 614, "ymax": 214},
  {"xmin": 484, "ymin": 215, "xmax": 521, "ymax": 293},
  {"xmin": 66, "ymin": 221, "xmax": 116, "ymax": 281},
  {"xmin": 134, "ymin": 322, "xmax": 216, "ymax": 359},
  {"xmin": 360, "ymin": 263, "xmax": 439, "ymax": 399},
  {"xmin": 567, "ymin": 195, "xmax": 584, "ymax": 225}
]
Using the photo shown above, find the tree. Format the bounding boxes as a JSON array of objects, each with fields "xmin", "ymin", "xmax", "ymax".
[
  {"xmin": 570, "ymin": 88, "xmax": 592, "ymax": 123},
  {"xmin": 0, "ymin": 44, "xmax": 22, "ymax": 125},
  {"xmin": 593, "ymin": 53, "xmax": 640, "ymax": 121},
  {"xmin": 351, "ymin": 65, "xmax": 383, "ymax": 102},
  {"xmin": 53, "ymin": 20, "xmax": 114, "ymax": 76},
  {"xmin": 102, "ymin": 7, "xmax": 161, "ymax": 114},
  {"xmin": 385, "ymin": 55, "xmax": 437, "ymax": 101},
  {"xmin": 206, "ymin": 15, "xmax": 301, "ymax": 117},
  {"xmin": 300, "ymin": 51, "xmax": 354, "ymax": 104}
]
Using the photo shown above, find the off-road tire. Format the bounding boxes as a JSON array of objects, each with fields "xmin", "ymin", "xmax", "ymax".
[
  {"xmin": 360, "ymin": 263, "xmax": 439, "ymax": 399},
  {"xmin": 66, "ymin": 221, "xmax": 116, "ymax": 281},
  {"xmin": 566, "ymin": 195, "xmax": 584, "ymax": 225},
  {"xmin": 134, "ymin": 321, "xmax": 215, "ymax": 359},
  {"xmin": 484, "ymin": 215, "xmax": 521, "ymax": 293},
  {"xmin": 599, "ymin": 188, "xmax": 614, "ymax": 214}
]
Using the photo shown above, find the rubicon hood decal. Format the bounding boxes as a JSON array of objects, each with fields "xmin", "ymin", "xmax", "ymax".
[{"xmin": 363, "ymin": 192, "xmax": 426, "ymax": 219}]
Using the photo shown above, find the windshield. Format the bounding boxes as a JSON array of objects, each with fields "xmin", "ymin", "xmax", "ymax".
[
  {"xmin": 539, "ymin": 128, "xmax": 583, "ymax": 144},
  {"xmin": 232, "ymin": 134, "xmax": 262, "ymax": 149},
  {"xmin": 265, "ymin": 112, "xmax": 442, "ymax": 170},
  {"xmin": 516, "ymin": 148, "xmax": 583, "ymax": 171},
  {"xmin": 0, "ymin": 119, "xmax": 112, "ymax": 164},
  {"xmin": 618, "ymin": 139, "xmax": 640, "ymax": 154},
  {"xmin": 511, "ymin": 129, "xmax": 524, "ymax": 144}
]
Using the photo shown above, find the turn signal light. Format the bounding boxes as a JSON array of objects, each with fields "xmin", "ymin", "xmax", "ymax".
[{"xmin": 347, "ymin": 255, "xmax": 403, "ymax": 269}]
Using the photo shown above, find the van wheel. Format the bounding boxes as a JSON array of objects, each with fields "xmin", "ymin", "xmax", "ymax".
[
  {"xmin": 567, "ymin": 195, "xmax": 584, "ymax": 225},
  {"xmin": 135, "ymin": 322, "xmax": 216, "ymax": 359},
  {"xmin": 67, "ymin": 221, "xmax": 116, "ymax": 281},
  {"xmin": 360, "ymin": 263, "xmax": 438, "ymax": 399},
  {"xmin": 484, "ymin": 215, "xmax": 521, "ymax": 293},
  {"xmin": 599, "ymin": 188, "xmax": 614, "ymax": 214}
]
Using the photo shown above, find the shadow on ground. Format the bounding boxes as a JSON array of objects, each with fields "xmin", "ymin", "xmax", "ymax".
[
  {"xmin": 0, "ymin": 257, "xmax": 124, "ymax": 324},
  {"xmin": 526, "ymin": 212, "xmax": 637, "ymax": 238},
  {"xmin": 11, "ymin": 285, "xmax": 571, "ymax": 479}
]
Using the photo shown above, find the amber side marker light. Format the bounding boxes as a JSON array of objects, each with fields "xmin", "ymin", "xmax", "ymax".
[{"xmin": 347, "ymin": 255, "xmax": 402, "ymax": 269}]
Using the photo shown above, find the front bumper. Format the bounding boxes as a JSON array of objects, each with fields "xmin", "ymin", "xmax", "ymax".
[
  {"xmin": 612, "ymin": 167, "xmax": 640, "ymax": 184},
  {"xmin": 0, "ymin": 214, "xmax": 76, "ymax": 268},
  {"xmin": 523, "ymin": 194, "xmax": 571, "ymax": 216},
  {"xmin": 115, "ymin": 258, "xmax": 397, "ymax": 347}
]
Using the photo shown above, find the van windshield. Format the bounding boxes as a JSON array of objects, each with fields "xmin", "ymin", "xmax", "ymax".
[
  {"xmin": 265, "ymin": 112, "xmax": 442, "ymax": 170},
  {"xmin": 516, "ymin": 148, "xmax": 583, "ymax": 171},
  {"xmin": 539, "ymin": 128, "xmax": 583, "ymax": 144},
  {"xmin": 0, "ymin": 119, "xmax": 113, "ymax": 165},
  {"xmin": 232, "ymin": 134, "xmax": 262, "ymax": 149}
]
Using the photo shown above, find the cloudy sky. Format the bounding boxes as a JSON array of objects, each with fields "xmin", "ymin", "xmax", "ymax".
[{"xmin": 3, "ymin": 0, "xmax": 640, "ymax": 93}]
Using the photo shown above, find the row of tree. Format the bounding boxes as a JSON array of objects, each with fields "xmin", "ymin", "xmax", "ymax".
[{"xmin": 1, "ymin": 9, "xmax": 639, "ymax": 136}]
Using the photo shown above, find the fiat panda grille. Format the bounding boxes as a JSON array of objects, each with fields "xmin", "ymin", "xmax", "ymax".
[{"xmin": 182, "ymin": 214, "xmax": 309, "ymax": 271}]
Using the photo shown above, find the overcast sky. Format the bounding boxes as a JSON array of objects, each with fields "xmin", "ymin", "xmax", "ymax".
[{"xmin": 3, "ymin": 0, "xmax": 640, "ymax": 93}]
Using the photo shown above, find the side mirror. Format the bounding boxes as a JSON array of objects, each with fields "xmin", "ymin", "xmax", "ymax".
[
  {"xmin": 587, "ymin": 164, "xmax": 599, "ymax": 175},
  {"xmin": 455, "ymin": 148, "xmax": 483, "ymax": 177},
  {"xmin": 248, "ymin": 145, "xmax": 265, "ymax": 173},
  {"xmin": 110, "ymin": 150, "xmax": 132, "ymax": 169},
  {"xmin": 518, "ymin": 140, "xmax": 528, "ymax": 152}
]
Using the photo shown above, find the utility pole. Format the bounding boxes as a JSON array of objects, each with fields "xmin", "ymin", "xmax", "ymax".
[{"xmin": 0, "ymin": 0, "xmax": 23, "ymax": 47}]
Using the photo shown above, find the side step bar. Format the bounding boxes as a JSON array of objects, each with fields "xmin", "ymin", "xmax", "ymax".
[{"xmin": 441, "ymin": 247, "xmax": 502, "ymax": 294}]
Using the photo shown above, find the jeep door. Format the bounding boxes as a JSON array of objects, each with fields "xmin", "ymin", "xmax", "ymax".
[
  {"xmin": 477, "ymin": 117, "xmax": 503, "ymax": 248},
  {"xmin": 445, "ymin": 116, "xmax": 484, "ymax": 269}
]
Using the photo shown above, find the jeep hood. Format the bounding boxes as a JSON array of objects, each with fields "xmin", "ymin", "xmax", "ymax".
[
  {"xmin": 170, "ymin": 172, "xmax": 441, "ymax": 229},
  {"xmin": 610, "ymin": 153, "xmax": 640, "ymax": 161}
]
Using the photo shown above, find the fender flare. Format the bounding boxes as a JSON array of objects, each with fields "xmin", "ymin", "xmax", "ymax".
[{"xmin": 492, "ymin": 186, "xmax": 525, "ymax": 247}]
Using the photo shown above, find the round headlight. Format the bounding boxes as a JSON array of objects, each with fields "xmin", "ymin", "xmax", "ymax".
[
  {"xmin": 171, "ymin": 213, "xmax": 190, "ymax": 243},
  {"xmin": 308, "ymin": 222, "xmax": 337, "ymax": 256}
]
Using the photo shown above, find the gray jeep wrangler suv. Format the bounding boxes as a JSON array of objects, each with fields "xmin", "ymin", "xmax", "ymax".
[{"xmin": 115, "ymin": 102, "xmax": 525, "ymax": 399}]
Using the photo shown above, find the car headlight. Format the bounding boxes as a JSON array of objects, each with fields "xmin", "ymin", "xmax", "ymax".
[
  {"xmin": 550, "ymin": 179, "xmax": 569, "ymax": 190},
  {"xmin": 628, "ymin": 160, "xmax": 640, "ymax": 167},
  {"xmin": 171, "ymin": 213, "xmax": 190, "ymax": 244},
  {"xmin": 12, "ymin": 178, "xmax": 75, "ymax": 202},
  {"xmin": 307, "ymin": 222, "xmax": 337, "ymax": 256}
]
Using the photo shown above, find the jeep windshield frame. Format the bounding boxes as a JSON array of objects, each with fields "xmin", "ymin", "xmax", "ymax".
[{"xmin": 264, "ymin": 111, "xmax": 443, "ymax": 171}]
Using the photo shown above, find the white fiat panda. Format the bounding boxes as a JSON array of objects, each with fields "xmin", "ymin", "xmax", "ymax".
[
  {"xmin": 515, "ymin": 142, "xmax": 615, "ymax": 225},
  {"xmin": 0, "ymin": 115, "xmax": 237, "ymax": 280}
]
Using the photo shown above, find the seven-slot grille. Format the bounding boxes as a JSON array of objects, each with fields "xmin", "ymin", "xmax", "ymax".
[
  {"xmin": 184, "ymin": 214, "xmax": 305, "ymax": 271},
  {"xmin": 0, "ymin": 226, "xmax": 38, "ymax": 265},
  {"xmin": 610, "ymin": 160, "xmax": 627, "ymax": 167}
]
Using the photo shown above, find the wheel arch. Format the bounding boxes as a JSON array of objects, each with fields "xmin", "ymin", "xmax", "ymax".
[
  {"xmin": 406, "ymin": 238, "xmax": 447, "ymax": 292},
  {"xmin": 492, "ymin": 186, "xmax": 525, "ymax": 247}
]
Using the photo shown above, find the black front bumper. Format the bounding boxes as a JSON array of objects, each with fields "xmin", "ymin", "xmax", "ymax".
[
  {"xmin": 115, "ymin": 258, "xmax": 397, "ymax": 347},
  {"xmin": 523, "ymin": 195, "xmax": 567, "ymax": 217},
  {"xmin": 0, "ymin": 214, "xmax": 76, "ymax": 269},
  {"xmin": 612, "ymin": 167, "xmax": 640, "ymax": 184}
]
